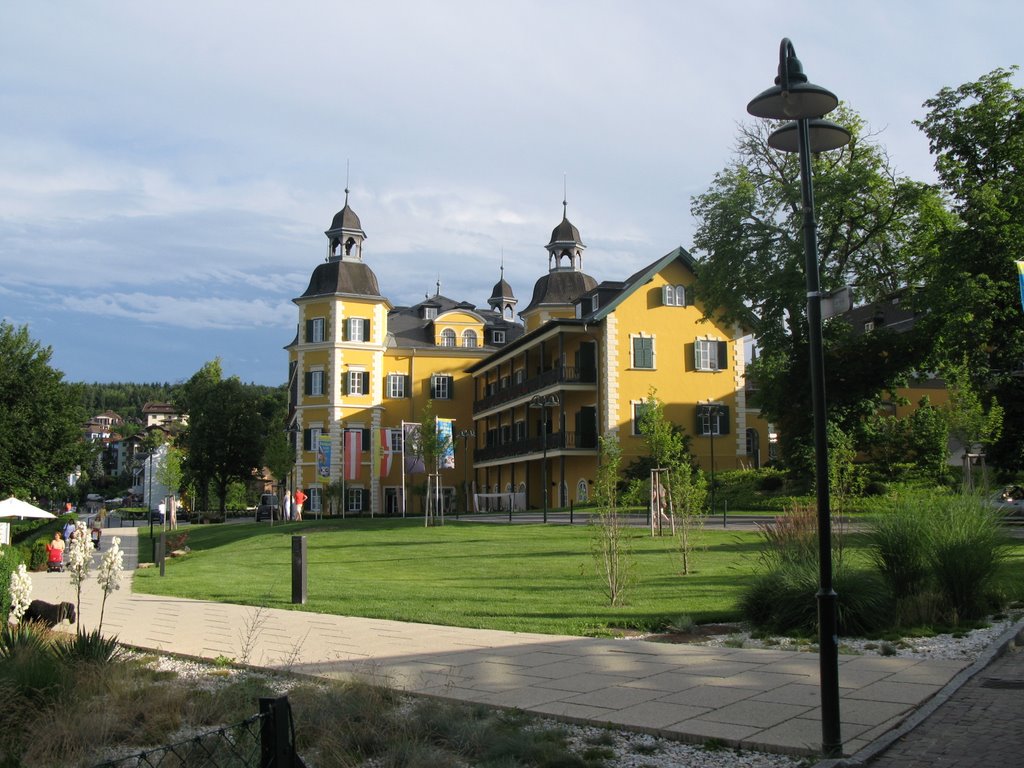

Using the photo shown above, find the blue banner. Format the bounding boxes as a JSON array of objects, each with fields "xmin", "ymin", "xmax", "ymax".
[
  {"xmin": 317, "ymin": 434, "xmax": 331, "ymax": 477},
  {"xmin": 437, "ymin": 418, "xmax": 455, "ymax": 469},
  {"xmin": 1017, "ymin": 260, "xmax": 1024, "ymax": 312}
]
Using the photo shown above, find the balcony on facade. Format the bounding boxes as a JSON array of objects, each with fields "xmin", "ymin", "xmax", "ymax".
[
  {"xmin": 473, "ymin": 364, "xmax": 596, "ymax": 415},
  {"xmin": 473, "ymin": 429, "xmax": 598, "ymax": 465}
]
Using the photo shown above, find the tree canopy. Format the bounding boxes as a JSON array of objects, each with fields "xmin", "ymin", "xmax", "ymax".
[
  {"xmin": 175, "ymin": 360, "xmax": 268, "ymax": 513},
  {"xmin": 0, "ymin": 322, "xmax": 91, "ymax": 500},
  {"xmin": 690, "ymin": 106, "xmax": 944, "ymax": 472}
]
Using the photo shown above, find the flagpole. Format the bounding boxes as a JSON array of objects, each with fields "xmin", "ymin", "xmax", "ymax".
[
  {"xmin": 341, "ymin": 426, "xmax": 346, "ymax": 520},
  {"xmin": 400, "ymin": 421, "xmax": 407, "ymax": 518}
]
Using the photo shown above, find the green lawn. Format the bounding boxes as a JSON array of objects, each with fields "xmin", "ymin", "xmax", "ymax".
[
  {"xmin": 133, "ymin": 518, "xmax": 768, "ymax": 635},
  {"xmin": 132, "ymin": 517, "xmax": 1024, "ymax": 636}
]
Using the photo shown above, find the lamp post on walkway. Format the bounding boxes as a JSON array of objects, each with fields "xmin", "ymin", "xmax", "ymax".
[
  {"xmin": 747, "ymin": 37, "xmax": 850, "ymax": 758},
  {"xmin": 457, "ymin": 429, "xmax": 475, "ymax": 517},
  {"xmin": 529, "ymin": 394, "xmax": 560, "ymax": 523}
]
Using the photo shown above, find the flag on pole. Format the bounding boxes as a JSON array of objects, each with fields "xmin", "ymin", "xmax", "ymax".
[
  {"xmin": 344, "ymin": 429, "xmax": 361, "ymax": 481},
  {"xmin": 403, "ymin": 422, "xmax": 425, "ymax": 474},
  {"xmin": 317, "ymin": 433, "xmax": 331, "ymax": 477},
  {"xmin": 1016, "ymin": 260, "xmax": 1024, "ymax": 312},
  {"xmin": 379, "ymin": 428, "xmax": 394, "ymax": 477},
  {"xmin": 437, "ymin": 418, "xmax": 455, "ymax": 469}
]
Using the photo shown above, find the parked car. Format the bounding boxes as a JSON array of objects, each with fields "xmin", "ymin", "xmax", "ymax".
[
  {"xmin": 990, "ymin": 485, "xmax": 1024, "ymax": 516},
  {"xmin": 256, "ymin": 493, "xmax": 280, "ymax": 521}
]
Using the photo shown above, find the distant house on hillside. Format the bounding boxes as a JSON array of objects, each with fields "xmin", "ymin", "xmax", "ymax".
[{"xmin": 142, "ymin": 402, "xmax": 187, "ymax": 429}]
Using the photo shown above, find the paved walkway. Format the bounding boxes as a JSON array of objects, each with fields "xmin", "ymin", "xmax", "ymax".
[{"xmin": 28, "ymin": 526, "xmax": 1024, "ymax": 761}]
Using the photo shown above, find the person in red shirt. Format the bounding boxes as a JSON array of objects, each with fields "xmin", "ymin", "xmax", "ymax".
[{"xmin": 294, "ymin": 489, "xmax": 307, "ymax": 521}]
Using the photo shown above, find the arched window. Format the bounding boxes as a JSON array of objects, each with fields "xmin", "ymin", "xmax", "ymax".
[
  {"xmin": 559, "ymin": 482, "xmax": 569, "ymax": 508},
  {"xmin": 462, "ymin": 329, "xmax": 478, "ymax": 348},
  {"xmin": 440, "ymin": 328, "xmax": 456, "ymax": 347},
  {"xmin": 576, "ymin": 479, "xmax": 588, "ymax": 503}
]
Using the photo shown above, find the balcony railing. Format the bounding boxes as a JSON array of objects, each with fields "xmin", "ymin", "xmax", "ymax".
[
  {"xmin": 473, "ymin": 430, "xmax": 598, "ymax": 463},
  {"xmin": 474, "ymin": 365, "xmax": 596, "ymax": 414}
]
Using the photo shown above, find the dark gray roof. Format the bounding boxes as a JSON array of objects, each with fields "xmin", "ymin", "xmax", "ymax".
[
  {"xmin": 521, "ymin": 270, "xmax": 598, "ymax": 314},
  {"xmin": 388, "ymin": 295, "xmax": 524, "ymax": 350},
  {"xmin": 489, "ymin": 277, "xmax": 515, "ymax": 300},
  {"xmin": 300, "ymin": 261, "xmax": 382, "ymax": 298},
  {"xmin": 842, "ymin": 295, "xmax": 918, "ymax": 336},
  {"xmin": 328, "ymin": 202, "xmax": 363, "ymax": 234},
  {"xmin": 548, "ymin": 215, "xmax": 582, "ymax": 246}
]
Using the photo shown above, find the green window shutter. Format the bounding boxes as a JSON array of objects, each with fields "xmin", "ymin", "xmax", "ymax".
[
  {"xmin": 305, "ymin": 320, "xmax": 314, "ymax": 343},
  {"xmin": 717, "ymin": 341, "xmax": 728, "ymax": 369},
  {"xmin": 304, "ymin": 372, "xmax": 312, "ymax": 395},
  {"xmin": 718, "ymin": 406, "xmax": 730, "ymax": 435},
  {"xmin": 447, "ymin": 376, "xmax": 454, "ymax": 399},
  {"xmin": 303, "ymin": 429, "xmax": 312, "ymax": 451}
]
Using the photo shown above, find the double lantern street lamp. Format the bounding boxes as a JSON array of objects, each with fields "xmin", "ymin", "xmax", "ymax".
[
  {"xmin": 747, "ymin": 38, "xmax": 850, "ymax": 758},
  {"xmin": 529, "ymin": 394, "xmax": 560, "ymax": 523}
]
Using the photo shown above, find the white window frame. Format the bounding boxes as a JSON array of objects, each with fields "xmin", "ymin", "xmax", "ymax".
[
  {"xmin": 308, "ymin": 486, "xmax": 322, "ymax": 514},
  {"xmin": 388, "ymin": 428, "xmax": 402, "ymax": 453},
  {"xmin": 462, "ymin": 329, "xmax": 478, "ymax": 348},
  {"xmin": 440, "ymin": 328, "xmax": 456, "ymax": 347},
  {"xmin": 631, "ymin": 401, "xmax": 650, "ymax": 436},
  {"xmin": 424, "ymin": 307, "xmax": 437, "ymax": 320},
  {"xmin": 310, "ymin": 369, "xmax": 324, "ymax": 396},
  {"xmin": 348, "ymin": 369, "xmax": 367, "ymax": 395},
  {"xmin": 311, "ymin": 317, "xmax": 325, "ymax": 342},
  {"xmin": 386, "ymin": 373, "xmax": 406, "ymax": 398},
  {"xmin": 630, "ymin": 334, "xmax": 655, "ymax": 370},
  {"xmin": 348, "ymin": 317, "xmax": 367, "ymax": 342},
  {"xmin": 431, "ymin": 374, "xmax": 452, "ymax": 400},
  {"xmin": 663, "ymin": 285, "xmax": 687, "ymax": 306},
  {"xmin": 309, "ymin": 426, "xmax": 322, "ymax": 452},
  {"xmin": 347, "ymin": 487, "xmax": 363, "ymax": 512},
  {"xmin": 695, "ymin": 339, "xmax": 722, "ymax": 372},
  {"xmin": 492, "ymin": 330, "xmax": 506, "ymax": 344},
  {"xmin": 577, "ymin": 479, "xmax": 589, "ymax": 503}
]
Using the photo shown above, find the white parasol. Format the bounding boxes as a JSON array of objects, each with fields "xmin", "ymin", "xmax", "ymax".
[{"xmin": 0, "ymin": 497, "xmax": 57, "ymax": 519}]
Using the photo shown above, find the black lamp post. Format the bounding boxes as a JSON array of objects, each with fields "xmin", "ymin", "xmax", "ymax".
[
  {"xmin": 529, "ymin": 393, "xmax": 560, "ymax": 523},
  {"xmin": 747, "ymin": 37, "xmax": 850, "ymax": 759},
  {"xmin": 457, "ymin": 429, "xmax": 475, "ymax": 518}
]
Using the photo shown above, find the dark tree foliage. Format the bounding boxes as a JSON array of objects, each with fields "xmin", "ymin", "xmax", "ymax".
[
  {"xmin": 0, "ymin": 322, "xmax": 92, "ymax": 500},
  {"xmin": 76, "ymin": 382, "xmax": 178, "ymax": 422},
  {"xmin": 691, "ymin": 107, "xmax": 944, "ymax": 474},
  {"xmin": 915, "ymin": 67, "xmax": 1024, "ymax": 472},
  {"xmin": 175, "ymin": 360, "xmax": 268, "ymax": 514}
]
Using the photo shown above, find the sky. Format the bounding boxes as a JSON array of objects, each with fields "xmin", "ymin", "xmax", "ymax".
[{"xmin": 2, "ymin": 1, "xmax": 1021, "ymax": 386}]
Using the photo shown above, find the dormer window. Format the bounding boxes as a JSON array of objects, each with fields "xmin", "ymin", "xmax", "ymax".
[
  {"xmin": 423, "ymin": 307, "xmax": 437, "ymax": 320},
  {"xmin": 440, "ymin": 328, "xmax": 456, "ymax": 347},
  {"xmin": 492, "ymin": 330, "xmax": 506, "ymax": 344},
  {"xmin": 462, "ymin": 330, "xmax": 478, "ymax": 348}
]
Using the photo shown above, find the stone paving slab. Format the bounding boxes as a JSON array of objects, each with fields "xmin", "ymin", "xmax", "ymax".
[{"xmin": 26, "ymin": 527, "xmax": 979, "ymax": 758}]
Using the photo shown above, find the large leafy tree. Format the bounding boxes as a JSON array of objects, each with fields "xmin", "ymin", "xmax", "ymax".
[
  {"xmin": 0, "ymin": 322, "xmax": 91, "ymax": 500},
  {"xmin": 690, "ymin": 106, "xmax": 946, "ymax": 473},
  {"xmin": 176, "ymin": 360, "xmax": 267, "ymax": 514},
  {"xmin": 915, "ymin": 67, "xmax": 1024, "ymax": 471}
]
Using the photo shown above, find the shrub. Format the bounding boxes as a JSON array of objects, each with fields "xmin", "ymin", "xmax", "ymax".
[
  {"xmin": 757, "ymin": 504, "xmax": 820, "ymax": 570},
  {"xmin": 867, "ymin": 496, "xmax": 932, "ymax": 603},
  {"xmin": 863, "ymin": 480, "xmax": 889, "ymax": 497},
  {"xmin": 929, "ymin": 494, "xmax": 1010, "ymax": 623},
  {"xmin": 52, "ymin": 629, "xmax": 122, "ymax": 666},
  {"xmin": 758, "ymin": 473, "xmax": 785, "ymax": 492},
  {"xmin": 0, "ymin": 547, "xmax": 22, "ymax": 624},
  {"xmin": 739, "ymin": 563, "xmax": 890, "ymax": 636}
]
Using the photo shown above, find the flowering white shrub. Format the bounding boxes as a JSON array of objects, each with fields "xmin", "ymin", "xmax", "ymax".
[
  {"xmin": 96, "ymin": 536, "xmax": 124, "ymax": 634},
  {"xmin": 9, "ymin": 563, "xmax": 32, "ymax": 624},
  {"xmin": 67, "ymin": 520, "xmax": 92, "ymax": 629},
  {"xmin": 67, "ymin": 520, "xmax": 92, "ymax": 587},
  {"xmin": 97, "ymin": 536, "xmax": 124, "ymax": 595}
]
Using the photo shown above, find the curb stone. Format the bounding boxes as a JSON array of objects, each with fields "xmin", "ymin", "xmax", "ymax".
[{"xmin": 810, "ymin": 615, "xmax": 1024, "ymax": 768}]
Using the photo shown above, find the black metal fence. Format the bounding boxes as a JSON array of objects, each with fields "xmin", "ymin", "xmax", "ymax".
[{"xmin": 91, "ymin": 697, "xmax": 304, "ymax": 768}]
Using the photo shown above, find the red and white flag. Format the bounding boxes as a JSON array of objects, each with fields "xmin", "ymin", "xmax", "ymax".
[
  {"xmin": 344, "ymin": 429, "xmax": 361, "ymax": 481},
  {"xmin": 379, "ymin": 429, "xmax": 394, "ymax": 477}
]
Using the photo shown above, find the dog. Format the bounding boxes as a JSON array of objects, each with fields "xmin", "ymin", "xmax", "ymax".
[{"xmin": 23, "ymin": 600, "xmax": 77, "ymax": 627}]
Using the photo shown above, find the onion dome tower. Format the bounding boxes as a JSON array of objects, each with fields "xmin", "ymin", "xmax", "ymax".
[
  {"xmin": 488, "ymin": 263, "xmax": 518, "ymax": 321},
  {"xmin": 520, "ymin": 199, "xmax": 597, "ymax": 328}
]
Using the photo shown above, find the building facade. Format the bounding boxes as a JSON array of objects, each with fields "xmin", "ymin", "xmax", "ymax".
[{"xmin": 287, "ymin": 195, "xmax": 762, "ymax": 515}]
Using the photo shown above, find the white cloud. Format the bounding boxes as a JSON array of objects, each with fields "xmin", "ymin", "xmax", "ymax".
[{"xmin": 60, "ymin": 293, "xmax": 294, "ymax": 331}]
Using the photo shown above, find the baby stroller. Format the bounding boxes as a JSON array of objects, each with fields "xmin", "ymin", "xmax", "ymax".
[{"xmin": 46, "ymin": 544, "xmax": 65, "ymax": 573}]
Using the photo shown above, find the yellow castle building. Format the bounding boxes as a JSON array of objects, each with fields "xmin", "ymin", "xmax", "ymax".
[{"xmin": 287, "ymin": 194, "xmax": 764, "ymax": 516}]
